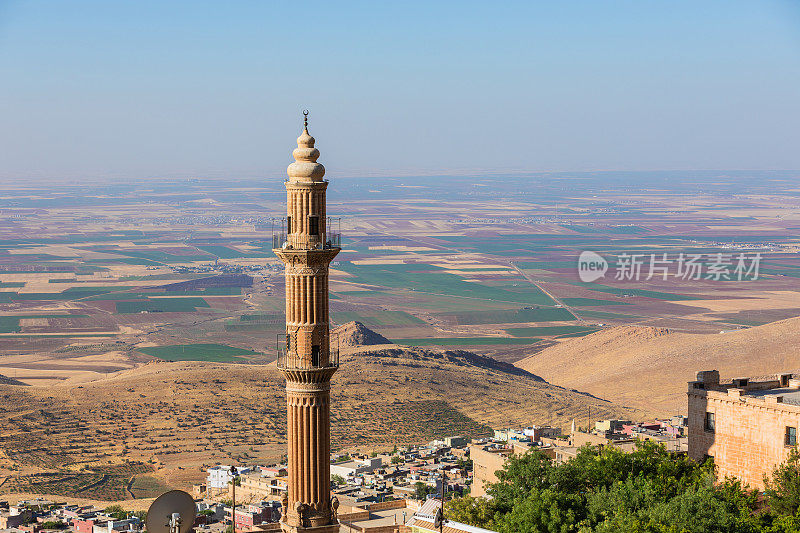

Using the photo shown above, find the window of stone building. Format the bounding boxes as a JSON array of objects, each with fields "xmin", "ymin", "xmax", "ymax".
[
  {"xmin": 704, "ymin": 412, "xmax": 715, "ymax": 432},
  {"xmin": 287, "ymin": 216, "xmax": 292, "ymax": 234},
  {"xmin": 786, "ymin": 426, "xmax": 797, "ymax": 447},
  {"xmin": 309, "ymin": 215, "xmax": 320, "ymax": 236}
]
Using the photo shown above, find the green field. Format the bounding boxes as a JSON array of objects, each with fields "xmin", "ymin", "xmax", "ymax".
[
  {"xmin": 0, "ymin": 317, "xmax": 21, "ymax": 333},
  {"xmin": 337, "ymin": 262, "xmax": 555, "ymax": 306},
  {"xmin": 577, "ymin": 282, "xmax": 700, "ymax": 301},
  {"xmin": 164, "ymin": 287, "xmax": 242, "ymax": 296},
  {"xmin": 225, "ymin": 313, "xmax": 284, "ymax": 331},
  {"xmin": 561, "ymin": 297, "xmax": 629, "ymax": 307},
  {"xmin": 115, "ymin": 297, "xmax": 210, "ymax": 313},
  {"xmin": 578, "ymin": 309, "xmax": 643, "ymax": 320},
  {"xmin": 138, "ymin": 343, "xmax": 260, "ymax": 362},
  {"xmin": 0, "ymin": 314, "xmax": 92, "ymax": 333},
  {"xmin": 390, "ymin": 337, "xmax": 541, "ymax": 346},
  {"xmin": 12, "ymin": 287, "xmax": 119, "ymax": 301},
  {"xmin": 505, "ymin": 325, "xmax": 599, "ymax": 337},
  {"xmin": 438, "ymin": 307, "xmax": 576, "ymax": 325},
  {"xmin": 557, "ymin": 330, "xmax": 601, "ymax": 338},
  {"xmin": 84, "ymin": 287, "xmax": 239, "ymax": 300},
  {"xmin": 333, "ymin": 310, "xmax": 426, "ymax": 327},
  {"xmin": 516, "ymin": 261, "xmax": 575, "ymax": 270}
]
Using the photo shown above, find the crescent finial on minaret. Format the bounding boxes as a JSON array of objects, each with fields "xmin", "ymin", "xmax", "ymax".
[{"xmin": 288, "ymin": 109, "xmax": 325, "ymax": 181}]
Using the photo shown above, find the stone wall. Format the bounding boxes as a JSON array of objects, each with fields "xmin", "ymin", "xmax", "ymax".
[{"xmin": 688, "ymin": 383, "xmax": 800, "ymax": 489}]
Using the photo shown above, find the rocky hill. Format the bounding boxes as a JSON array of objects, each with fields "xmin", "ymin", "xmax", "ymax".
[
  {"xmin": 333, "ymin": 321, "xmax": 392, "ymax": 347},
  {"xmin": 516, "ymin": 317, "xmax": 800, "ymax": 415}
]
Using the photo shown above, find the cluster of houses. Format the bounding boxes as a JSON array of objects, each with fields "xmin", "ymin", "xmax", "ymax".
[
  {"xmin": 196, "ymin": 436, "xmax": 474, "ymax": 511},
  {"xmin": 470, "ymin": 419, "xmax": 687, "ymax": 497},
  {"xmin": 0, "ymin": 419, "xmax": 690, "ymax": 533},
  {"xmin": 0, "ymin": 499, "xmax": 141, "ymax": 533}
]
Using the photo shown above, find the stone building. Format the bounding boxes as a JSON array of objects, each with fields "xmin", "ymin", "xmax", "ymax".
[
  {"xmin": 274, "ymin": 112, "xmax": 341, "ymax": 533},
  {"xmin": 469, "ymin": 444, "xmax": 515, "ymax": 498},
  {"xmin": 688, "ymin": 370, "xmax": 800, "ymax": 489}
]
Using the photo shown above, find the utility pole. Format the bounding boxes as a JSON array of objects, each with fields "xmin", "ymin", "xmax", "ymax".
[
  {"xmin": 230, "ymin": 465, "xmax": 238, "ymax": 533},
  {"xmin": 435, "ymin": 468, "xmax": 447, "ymax": 533}
]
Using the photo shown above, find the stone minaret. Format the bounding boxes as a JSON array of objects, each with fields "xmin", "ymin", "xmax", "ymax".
[{"xmin": 275, "ymin": 111, "xmax": 340, "ymax": 533}]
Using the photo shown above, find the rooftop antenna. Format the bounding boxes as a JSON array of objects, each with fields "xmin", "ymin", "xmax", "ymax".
[{"xmin": 146, "ymin": 490, "xmax": 196, "ymax": 533}]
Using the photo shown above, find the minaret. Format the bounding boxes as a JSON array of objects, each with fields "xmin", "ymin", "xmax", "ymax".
[{"xmin": 274, "ymin": 111, "xmax": 340, "ymax": 533}]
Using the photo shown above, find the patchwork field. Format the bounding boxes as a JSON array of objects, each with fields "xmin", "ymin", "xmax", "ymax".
[{"xmin": 0, "ymin": 173, "xmax": 798, "ymax": 379}]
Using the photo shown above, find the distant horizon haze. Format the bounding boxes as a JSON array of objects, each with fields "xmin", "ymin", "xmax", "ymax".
[{"xmin": 1, "ymin": 0, "xmax": 799, "ymax": 183}]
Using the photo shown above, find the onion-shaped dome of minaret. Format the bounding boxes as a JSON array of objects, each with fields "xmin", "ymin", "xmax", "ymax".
[{"xmin": 287, "ymin": 110, "xmax": 325, "ymax": 182}]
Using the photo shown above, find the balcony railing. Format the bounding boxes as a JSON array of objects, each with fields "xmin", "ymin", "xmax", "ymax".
[
  {"xmin": 276, "ymin": 332, "xmax": 340, "ymax": 370},
  {"xmin": 271, "ymin": 217, "xmax": 341, "ymax": 251},
  {"xmin": 272, "ymin": 233, "xmax": 341, "ymax": 251}
]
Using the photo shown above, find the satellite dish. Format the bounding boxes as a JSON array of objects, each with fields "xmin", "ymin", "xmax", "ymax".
[
  {"xmin": 146, "ymin": 490, "xmax": 197, "ymax": 533},
  {"xmin": 433, "ymin": 507, "xmax": 443, "ymax": 529}
]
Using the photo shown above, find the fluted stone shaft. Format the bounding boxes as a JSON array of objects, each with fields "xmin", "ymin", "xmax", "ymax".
[{"xmin": 274, "ymin": 117, "xmax": 340, "ymax": 533}]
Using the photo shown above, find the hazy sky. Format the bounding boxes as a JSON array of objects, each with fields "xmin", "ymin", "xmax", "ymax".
[{"xmin": 1, "ymin": 1, "xmax": 799, "ymax": 182}]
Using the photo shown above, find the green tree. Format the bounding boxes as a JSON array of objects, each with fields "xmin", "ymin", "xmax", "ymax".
[
  {"xmin": 488, "ymin": 448, "xmax": 552, "ymax": 513},
  {"xmin": 456, "ymin": 457, "xmax": 473, "ymax": 470},
  {"xmin": 104, "ymin": 505, "xmax": 128, "ymax": 520},
  {"xmin": 331, "ymin": 474, "xmax": 345, "ymax": 487},
  {"xmin": 414, "ymin": 481, "xmax": 436, "ymax": 500},
  {"xmin": 495, "ymin": 488, "xmax": 586, "ymax": 533},
  {"xmin": 765, "ymin": 446, "xmax": 800, "ymax": 516},
  {"xmin": 451, "ymin": 441, "xmax": 768, "ymax": 533},
  {"xmin": 445, "ymin": 496, "xmax": 495, "ymax": 530}
]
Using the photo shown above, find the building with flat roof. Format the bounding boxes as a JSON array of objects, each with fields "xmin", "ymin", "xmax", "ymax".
[
  {"xmin": 407, "ymin": 499, "xmax": 498, "ymax": 533},
  {"xmin": 207, "ymin": 465, "xmax": 253, "ymax": 489},
  {"xmin": 469, "ymin": 444, "xmax": 517, "ymax": 498},
  {"xmin": 330, "ymin": 457, "xmax": 382, "ymax": 478},
  {"xmin": 444, "ymin": 436, "xmax": 469, "ymax": 448},
  {"xmin": 688, "ymin": 370, "xmax": 800, "ymax": 489}
]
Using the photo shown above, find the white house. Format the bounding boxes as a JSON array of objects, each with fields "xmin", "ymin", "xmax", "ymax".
[{"xmin": 207, "ymin": 465, "xmax": 253, "ymax": 489}]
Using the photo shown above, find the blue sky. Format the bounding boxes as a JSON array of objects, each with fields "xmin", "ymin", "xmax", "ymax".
[{"xmin": 1, "ymin": 1, "xmax": 799, "ymax": 181}]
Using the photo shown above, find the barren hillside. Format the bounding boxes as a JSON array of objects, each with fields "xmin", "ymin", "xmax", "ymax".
[
  {"xmin": 0, "ymin": 338, "xmax": 638, "ymax": 499},
  {"xmin": 516, "ymin": 316, "xmax": 800, "ymax": 415},
  {"xmin": 0, "ymin": 374, "xmax": 27, "ymax": 386}
]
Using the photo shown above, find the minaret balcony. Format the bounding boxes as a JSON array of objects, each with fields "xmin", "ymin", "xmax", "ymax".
[
  {"xmin": 271, "ymin": 217, "xmax": 341, "ymax": 251},
  {"xmin": 276, "ymin": 332, "xmax": 340, "ymax": 371}
]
